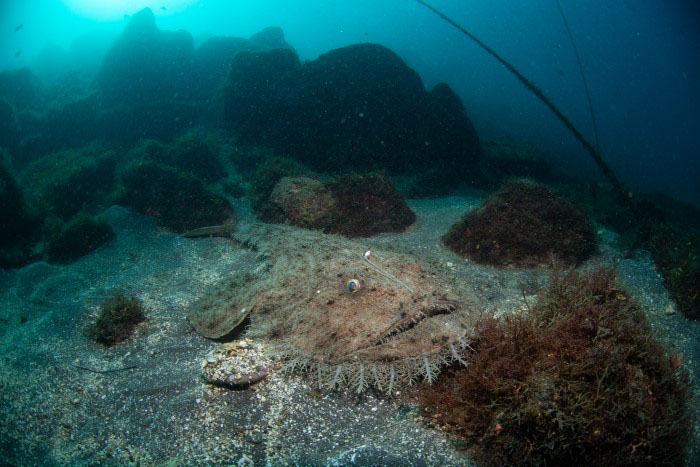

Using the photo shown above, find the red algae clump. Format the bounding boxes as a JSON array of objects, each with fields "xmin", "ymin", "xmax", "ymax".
[
  {"xmin": 442, "ymin": 180, "xmax": 595, "ymax": 268},
  {"xmin": 418, "ymin": 268, "xmax": 692, "ymax": 466}
]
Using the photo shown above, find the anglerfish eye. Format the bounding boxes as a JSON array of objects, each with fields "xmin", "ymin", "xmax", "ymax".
[{"xmin": 346, "ymin": 279, "xmax": 361, "ymax": 293}]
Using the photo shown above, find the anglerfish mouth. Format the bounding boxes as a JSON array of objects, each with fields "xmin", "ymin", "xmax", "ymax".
[
  {"xmin": 285, "ymin": 293, "xmax": 471, "ymax": 394},
  {"xmin": 374, "ymin": 296, "xmax": 459, "ymax": 347}
]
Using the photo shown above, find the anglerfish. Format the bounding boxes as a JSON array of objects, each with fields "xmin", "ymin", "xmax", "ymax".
[{"xmin": 188, "ymin": 223, "xmax": 477, "ymax": 393}]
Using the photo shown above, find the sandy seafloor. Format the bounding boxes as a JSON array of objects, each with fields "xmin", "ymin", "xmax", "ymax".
[{"xmin": 0, "ymin": 196, "xmax": 698, "ymax": 465}]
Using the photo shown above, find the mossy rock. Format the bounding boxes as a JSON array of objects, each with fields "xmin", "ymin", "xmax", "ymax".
[
  {"xmin": 0, "ymin": 150, "xmax": 41, "ymax": 268},
  {"xmin": 228, "ymin": 145, "xmax": 276, "ymax": 177},
  {"xmin": 86, "ymin": 290, "xmax": 147, "ymax": 346},
  {"xmin": 45, "ymin": 213, "xmax": 115, "ymax": 264},
  {"xmin": 419, "ymin": 268, "xmax": 692, "ymax": 466},
  {"xmin": 117, "ymin": 160, "xmax": 234, "ymax": 232},
  {"xmin": 129, "ymin": 128, "xmax": 227, "ymax": 183},
  {"xmin": 267, "ymin": 173, "xmax": 416, "ymax": 237},
  {"xmin": 647, "ymin": 224, "xmax": 700, "ymax": 320},
  {"xmin": 20, "ymin": 145, "xmax": 118, "ymax": 220},
  {"xmin": 325, "ymin": 174, "xmax": 416, "ymax": 237},
  {"xmin": 269, "ymin": 176, "xmax": 336, "ymax": 230},
  {"xmin": 250, "ymin": 157, "xmax": 308, "ymax": 223},
  {"xmin": 442, "ymin": 180, "xmax": 595, "ymax": 268}
]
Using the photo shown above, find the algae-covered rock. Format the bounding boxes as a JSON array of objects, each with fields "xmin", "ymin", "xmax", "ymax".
[
  {"xmin": 117, "ymin": 160, "xmax": 234, "ymax": 233},
  {"xmin": 0, "ymin": 150, "xmax": 41, "ymax": 268},
  {"xmin": 20, "ymin": 145, "xmax": 117, "ymax": 220},
  {"xmin": 127, "ymin": 128, "xmax": 227, "ymax": 183},
  {"xmin": 419, "ymin": 268, "xmax": 692, "ymax": 466},
  {"xmin": 223, "ymin": 43, "xmax": 482, "ymax": 194},
  {"xmin": 45, "ymin": 213, "xmax": 114, "ymax": 264},
  {"xmin": 251, "ymin": 157, "xmax": 308, "ymax": 223},
  {"xmin": 267, "ymin": 174, "xmax": 415, "ymax": 237},
  {"xmin": 442, "ymin": 180, "xmax": 595, "ymax": 268},
  {"xmin": 269, "ymin": 176, "xmax": 336, "ymax": 230},
  {"xmin": 325, "ymin": 174, "xmax": 416, "ymax": 237}
]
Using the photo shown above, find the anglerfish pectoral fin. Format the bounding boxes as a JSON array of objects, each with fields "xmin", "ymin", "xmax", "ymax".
[
  {"xmin": 188, "ymin": 304, "xmax": 250, "ymax": 339},
  {"xmin": 188, "ymin": 271, "xmax": 261, "ymax": 339}
]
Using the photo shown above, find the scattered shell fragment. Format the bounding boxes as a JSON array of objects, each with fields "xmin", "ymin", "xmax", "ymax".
[{"xmin": 201, "ymin": 340, "xmax": 273, "ymax": 389}]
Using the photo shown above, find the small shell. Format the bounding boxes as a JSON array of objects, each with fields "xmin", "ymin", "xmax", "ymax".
[{"xmin": 346, "ymin": 279, "xmax": 361, "ymax": 293}]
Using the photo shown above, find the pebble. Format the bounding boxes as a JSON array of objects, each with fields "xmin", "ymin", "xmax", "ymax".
[
  {"xmin": 201, "ymin": 340, "xmax": 273, "ymax": 388},
  {"xmin": 246, "ymin": 431, "xmax": 264, "ymax": 444}
]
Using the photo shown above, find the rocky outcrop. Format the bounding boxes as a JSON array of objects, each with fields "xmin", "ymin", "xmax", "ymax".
[
  {"xmin": 269, "ymin": 174, "xmax": 415, "ymax": 237},
  {"xmin": 224, "ymin": 43, "xmax": 482, "ymax": 193}
]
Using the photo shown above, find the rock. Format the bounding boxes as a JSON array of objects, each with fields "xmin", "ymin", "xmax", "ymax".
[
  {"xmin": 268, "ymin": 174, "xmax": 415, "ymax": 237},
  {"xmin": 45, "ymin": 213, "xmax": 114, "ymax": 264},
  {"xmin": 96, "ymin": 8, "xmax": 195, "ymax": 105},
  {"xmin": 269, "ymin": 176, "xmax": 336, "ymax": 230},
  {"xmin": 442, "ymin": 180, "xmax": 596, "ymax": 268},
  {"xmin": 223, "ymin": 48, "xmax": 301, "ymax": 146},
  {"xmin": 0, "ymin": 150, "xmax": 41, "ymax": 268},
  {"xmin": 325, "ymin": 174, "xmax": 416, "ymax": 237},
  {"xmin": 117, "ymin": 160, "xmax": 234, "ymax": 233},
  {"xmin": 201, "ymin": 340, "xmax": 272, "ymax": 389},
  {"xmin": 191, "ymin": 27, "xmax": 292, "ymax": 102},
  {"xmin": 0, "ymin": 67, "xmax": 43, "ymax": 110},
  {"xmin": 223, "ymin": 43, "xmax": 482, "ymax": 194},
  {"xmin": 482, "ymin": 136, "xmax": 571, "ymax": 187},
  {"xmin": 20, "ymin": 145, "xmax": 118, "ymax": 220},
  {"xmin": 249, "ymin": 27, "xmax": 287, "ymax": 49},
  {"xmin": 0, "ymin": 98, "xmax": 19, "ymax": 152}
]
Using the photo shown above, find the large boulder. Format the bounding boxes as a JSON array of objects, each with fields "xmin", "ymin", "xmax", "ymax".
[
  {"xmin": 223, "ymin": 48, "xmax": 301, "ymax": 146},
  {"xmin": 442, "ymin": 180, "xmax": 596, "ymax": 268},
  {"xmin": 268, "ymin": 174, "xmax": 416, "ymax": 237},
  {"xmin": 0, "ymin": 150, "xmax": 41, "ymax": 268},
  {"xmin": 191, "ymin": 27, "xmax": 291, "ymax": 102},
  {"xmin": 0, "ymin": 68, "xmax": 42, "ymax": 111},
  {"xmin": 269, "ymin": 176, "xmax": 336, "ymax": 230},
  {"xmin": 224, "ymin": 43, "xmax": 482, "ymax": 193},
  {"xmin": 116, "ymin": 160, "xmax": 234, "ymax": 233},
  {"xmin": 96, "ymin": 8, "xmax": 195, "ymax": 105}
]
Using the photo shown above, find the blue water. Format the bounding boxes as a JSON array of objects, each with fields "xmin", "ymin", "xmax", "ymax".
[
  {"xmin": 1, "ymin": 2, "xmax": 699, "ymax": 464},
  {"xmin": 1, "ymin": 0, "xmax": 699, "ymax": 205}
]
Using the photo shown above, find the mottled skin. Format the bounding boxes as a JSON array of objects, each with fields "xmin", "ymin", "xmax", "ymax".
[{"xmin": 189, "ymin": 223, "xmax": 477, "ymax": 392}]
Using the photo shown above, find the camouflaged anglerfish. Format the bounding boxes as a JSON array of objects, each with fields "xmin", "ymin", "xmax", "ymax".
[{"xmin": 188, "ymin": 223, "xmax": 477, "ymax": 393}]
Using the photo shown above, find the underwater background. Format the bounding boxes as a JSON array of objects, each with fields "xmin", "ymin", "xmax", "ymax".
[
  {"xmin": 1, "ymin": 0, "xmax": 699, "ymax": 465},
  {"xmin": 2, "ymin": 0, "xmax": 699, "ymax": 205}
]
